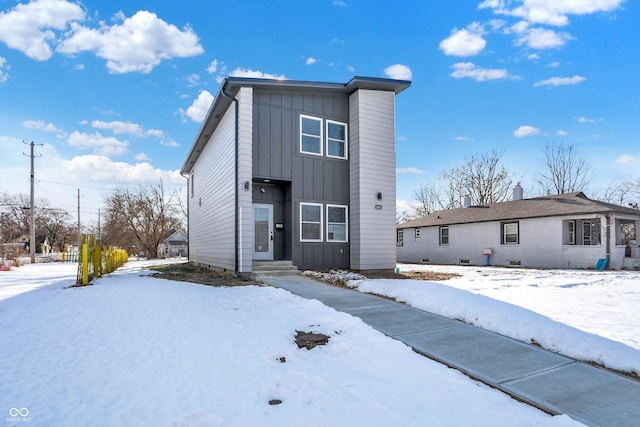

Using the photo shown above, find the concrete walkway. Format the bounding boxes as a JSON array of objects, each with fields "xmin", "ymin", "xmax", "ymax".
[{"xmin": 260, "ymin": 274, "xmax": 640, "ymax": 427}]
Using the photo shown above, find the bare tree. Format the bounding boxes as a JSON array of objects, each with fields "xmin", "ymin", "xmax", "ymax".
[
  {"xmin": 411, "ymin": 182, "xmax": 441, "ymax": 217},
  {"xmin": 537, "ymin": 142, "xmax": 590, "ymax": 195},
  {"xmin": 38, "ymin": 208, "xmax": 75, "ymax": 251},
  {"xmin": 440, "ymin": 150, "xmax": 513, "ymax": 207},
  {"xmin": 103, "ymin": 180, "xmax": 184, "ymax": 258}
]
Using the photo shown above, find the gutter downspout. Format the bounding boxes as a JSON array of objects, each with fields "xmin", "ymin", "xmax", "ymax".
[
  {"xmin": 220, "ymin": 82, "xmax": 245, "ymax": 278},
  {"xmin": 605, "ymin": 214, "xmax": 611, "ymax": 269},
  {"xmin": 180, "ymin": 172, "xmax": 190, "ymax": 262}
]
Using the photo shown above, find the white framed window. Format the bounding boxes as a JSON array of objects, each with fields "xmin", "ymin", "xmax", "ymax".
[
  {"xmin": 415, "ymin": 228, "xmax": 421, "ymax": 239},
  {"xmin": 300, "ymin": 115, "xmax": 323, "ymax": 156},
  {"xmin": 397, "ymin": 230, "xmax": 404, "ymax": 246},
  {"xmin": 326, "ymin": 204, "xmax": 348, "ymax": 242},
  {"xmin": 439, "ymin": 226, "xmax": 449, "ymax": 246},
  {"xmin": 300, "ymin": 202, "xmax": 323, "ymax": 242},
  {"xmin": 190, "ymin": 172, "xmax": 194, "ymax": 198},
  {"xmin": 501, "ymin": 222, "xmax": 519, "ymax": 245},
  {"xmin": 326, "ymin": 120, "xmax": 348, "ymax": 159},
  {"xmin": 567, "ymin": 220, "xmax": 576, "ymax": 245}
]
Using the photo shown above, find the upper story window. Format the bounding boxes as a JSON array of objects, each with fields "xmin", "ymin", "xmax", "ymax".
[
  {"xmin": 190, "ymin": 172, "xmax": 194, "ymax": 198},
  {"xmin": 326, "ymin": 120, "xmax": 348, "ymax": 159},
  {"xmin": 501, "ymin": 221, "xmax": 519, "ymax": 245},
  {"xmin": 439, "ymin": 226, "xmax": 449, "ymax": 245},
  {"xmin": 327, "ymin": 204, "xmax": 348, "ymax": 242},
  {"xmin": 397, "ymin": 230, "xmax": 404, "ymax": 246},
  {"xmin": 300, "ymin": 115, "xmax": 347, "ymax": 159},
  {"xmin": 300, "ymin": 115, "xmax": 323, "ymax": 156},
  {"xmin": 300, "ymin": 202, "xmax": 323, "ymax": 242}
]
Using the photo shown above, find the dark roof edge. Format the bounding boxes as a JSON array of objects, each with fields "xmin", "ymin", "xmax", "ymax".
[{"xmin": 180, "ymin": 76, "xmax": 411, "ymax": 174}]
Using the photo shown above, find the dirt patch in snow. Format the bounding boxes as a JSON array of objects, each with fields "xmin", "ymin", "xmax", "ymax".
[
  {"xmin": 148, "ymin": 262, "xmax": 257, "ymax": 287},
  {"xmin": 295, "ymin": 330, "xmax": 330, "ymax": 350}
]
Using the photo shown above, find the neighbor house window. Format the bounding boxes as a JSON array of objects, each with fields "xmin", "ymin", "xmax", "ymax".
[
  {"xmin": 567, "ymin": 220, "xmax": 576, "ymax": 245},
  {"xmin": 617, "ymin": 219, "xmax": 636, "ymax": 245},
  {"xmin": 439, "ymin": 226, "xmax": 449, "ymax": 246},
  {"xmin": 326, "ymin": 120, "xmax": 347, "ymax": 159},
  {"xmin": 326, "ymin": 204, "xmax": 348, "ymax": 242},
  {"xmin": 415, "ymin": 228, "xmax": 421, "ymax": 239},
  {"xmin": 501, "ymin": 221, "xmax": 519, "ymax": 245},
  {"xmin": 300, "ymin": 115, "xmax": 323, "ymax": 156},
  {"xmin": 190, "ymin": 172, "xmax": 194, "ymax": 198},
  {"xmin": 300, "ymin": 203, "xmax": 323, "ymax": 242},
  {"xmin": 397, "ymin": 230, "xmax": 404, "ymax": 246}
]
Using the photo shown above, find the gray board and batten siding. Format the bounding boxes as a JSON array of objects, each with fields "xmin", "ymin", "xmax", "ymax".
[{"xmin": 252, "ymin": 88, "xmax": 351, "ymax": 270}]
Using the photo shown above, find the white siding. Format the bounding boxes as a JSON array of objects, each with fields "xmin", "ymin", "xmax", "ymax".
[
  {"xmin": 398, "ymin": 214, "xmax": 613, "ymax": 269},
  {"xmin": 237, "ymin": 87, "xmax": 254, "ymax": 273},
  {"xmin": 349, "ymin": 89, "xmax": 397, "ymax": 270},
  {"xmin": 189, "ymin": 103, "xmax": 236, "ymax": 270}
]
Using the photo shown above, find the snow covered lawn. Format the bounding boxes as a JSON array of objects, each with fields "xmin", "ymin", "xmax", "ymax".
[
  {"xmin": 0, "ymin": 260, "xmax": 581, "ymax": 427},
  {"xmin": 320, "ymin": 264, "xmax": 640, "ymax": 375}
]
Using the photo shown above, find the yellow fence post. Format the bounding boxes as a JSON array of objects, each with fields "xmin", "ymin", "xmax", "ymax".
[{"xmin": 82, "ymin": 243, "xmax": 89, "ymax": 285}]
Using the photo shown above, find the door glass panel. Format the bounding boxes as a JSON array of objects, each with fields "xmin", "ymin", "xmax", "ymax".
[{"xmin": 254, "ymin": 207, "xmax": 269, "ymax": 252}]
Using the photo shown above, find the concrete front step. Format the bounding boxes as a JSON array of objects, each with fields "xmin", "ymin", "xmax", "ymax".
[{"xmin": 252, "ymin": 261, "xmax": 300, "ymax": 279}]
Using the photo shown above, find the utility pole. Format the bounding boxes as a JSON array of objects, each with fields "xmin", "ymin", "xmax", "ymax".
[{"xmin": 23, "ymin": 141, "xmax": 42, "ymax": 264}]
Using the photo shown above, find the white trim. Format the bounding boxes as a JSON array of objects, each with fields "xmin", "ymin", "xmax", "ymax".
[
  {"xmin": 326, "ymin": 204, "xmax": 348, "ymax": 242},
  {"xmin": 300, "ymin": 202, "xmax": 323, "ymax": 242},
  {"xmin": 326, "ymin": 119, "xmax": 348, "ymax": 159},
  {"xmin": 300, "ymin": 115, "xmax": 323, "ymax": 156}
]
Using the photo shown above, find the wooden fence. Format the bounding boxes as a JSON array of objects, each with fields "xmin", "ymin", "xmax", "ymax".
[{"xmin": 76, "ymin": 234, "xmax": 128, "ymax": 285}]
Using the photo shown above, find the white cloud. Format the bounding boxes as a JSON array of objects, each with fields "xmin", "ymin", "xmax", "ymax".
[
  {"xmin": 0, "ymin": 0, "xmax": 85, "ymax": 61},
  {"xmin": 306, "ymin": 57, "xmax": 317, "ymax": 65},
  {"xmin": 22, "ymin": 119, "xmax": 62, "ymax": 133},
  {"xmin": 67, "ymin": 131, "xmax": 128, "ymax": 156},
  {"xmin": 534, "ymin": 75, "xmax": 585, "ymax": 87},
  {"xmin": 615, "ymin": 154, "xmax": 636, "ymax": 165},
  {"xmin": 527, "ymin": 53, "xmax": 540, "ymax": 61},
  {"xmin": 57, "ymin": 11, "xmax": 204, "ymax": 73},
  {"xmin": 65, "ymin": 154, "xmax": 183, "ymax": 183},
  {"xmin": 384, "ymin": 64, "xmax": 412, "ymax": 80},
  {"xmin": 514, "ymin": 125, "xmax": 541, "ymax": 137},
  {"xmin": 186, "ymin": 73, "xmax": 200, "ymax": 86},
  {"xmin": 134, "ymin": 152, "xmax": 150, "ymax": 161},
  {"xmin": 91, "ymin": 120, "xmax": 144, "ymax": 136},
  {"xmin": 439, "ymin": 25, "xmax": 487, "ymax": 57},
  {"xmin": 0, "ymin": 56, "xmax": 9, "ymax": 83},
  {"xmin": 454, "ymin": 136, "xmax": 474, "ymax": 141},
  {"xmin": 74, "ymin": 63, "xmax": 85, "ymax": 70},
  {"xmin": 207, "ymin": 59, "xmax": 218, "ymax": 73},
  {"xmin": 480, "ymin": 0, "xmax": 624, "ymax": 26},
  {"xmin": 396, "ymin": 167, "xmax": 425, "ymax": 174},
  {"xmin": 179, "ymin": 90, "xmax": 214, "ymax": 123},
  {"xmin": 546, "ymin": 61, "xmax": 560, "ymax": 68},
  {"xmin": 577, "ymin": 116, "xmax": 598, "ymax": 123},
  {"xmin": 228, "ymin": 68, "xmax": 286, "ymax": 79},
  {"xmin": 450, "ymin": 62, "xmax": 511, "ymax": 81},
  {"xmin": 333, "ymin": 0, "xmax": 347, "ymax": 6},
  {"xmin": 517, "ymin": 27, "xmax": 572, "ymax": 49},
  {"xmin": 557, "ymin": 129, "xmax": 568, "ymax": 136}
]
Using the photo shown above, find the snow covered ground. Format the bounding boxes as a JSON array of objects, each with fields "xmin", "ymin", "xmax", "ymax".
[
  {"xmin": 314, "ymin": 264, "xmax": 640, "ymax": 375},
  {"xmin": 0, "ymin": 260, "xmax": 584, "ymax": 426}
]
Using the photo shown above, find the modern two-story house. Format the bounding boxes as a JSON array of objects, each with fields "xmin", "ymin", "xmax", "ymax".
[
  {"xmin": 397, "ymin": 188, "xmax": 640, "ymax": 270},
  {"xmin": 181, "ymin": 76, "xmax": 410, "ymax": 274}
]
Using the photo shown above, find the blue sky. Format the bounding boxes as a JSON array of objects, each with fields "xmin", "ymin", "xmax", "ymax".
[{"xmin": 1, "ymin": 0, "xmax": 638, "ymax": 225}]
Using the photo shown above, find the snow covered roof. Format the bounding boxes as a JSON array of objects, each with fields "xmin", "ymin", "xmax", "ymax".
[{"xmin": 398, "ymin": 192, "xmax": 640, "ymax": 229}]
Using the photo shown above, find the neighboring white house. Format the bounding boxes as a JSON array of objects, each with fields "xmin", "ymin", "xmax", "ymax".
[
  {"xmin": 397, "ymin": 190, "xmax": 640, "ymax": 270},
  {"xmin": 180, "ymin": 76, "xmax": 410, "ymax": 274},
  {"xmin": 157, "ymin": 230, "xmax": 188, "ymax": 258}
]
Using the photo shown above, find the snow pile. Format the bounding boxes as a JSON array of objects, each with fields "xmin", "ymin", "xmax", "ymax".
[{"xmin": 0, "ymin": 261, "xmax": 581, "ymax": 426}]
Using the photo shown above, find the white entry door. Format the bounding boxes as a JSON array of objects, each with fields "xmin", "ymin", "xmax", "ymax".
[{"xmin": 253, "ymin": 204, "xmax": 273, "ymax": 260}]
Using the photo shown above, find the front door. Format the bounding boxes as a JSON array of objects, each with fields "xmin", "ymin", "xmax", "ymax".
[{"xmin": 253, "ymin": 204, "xmax": 273, "ymax": 260}]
